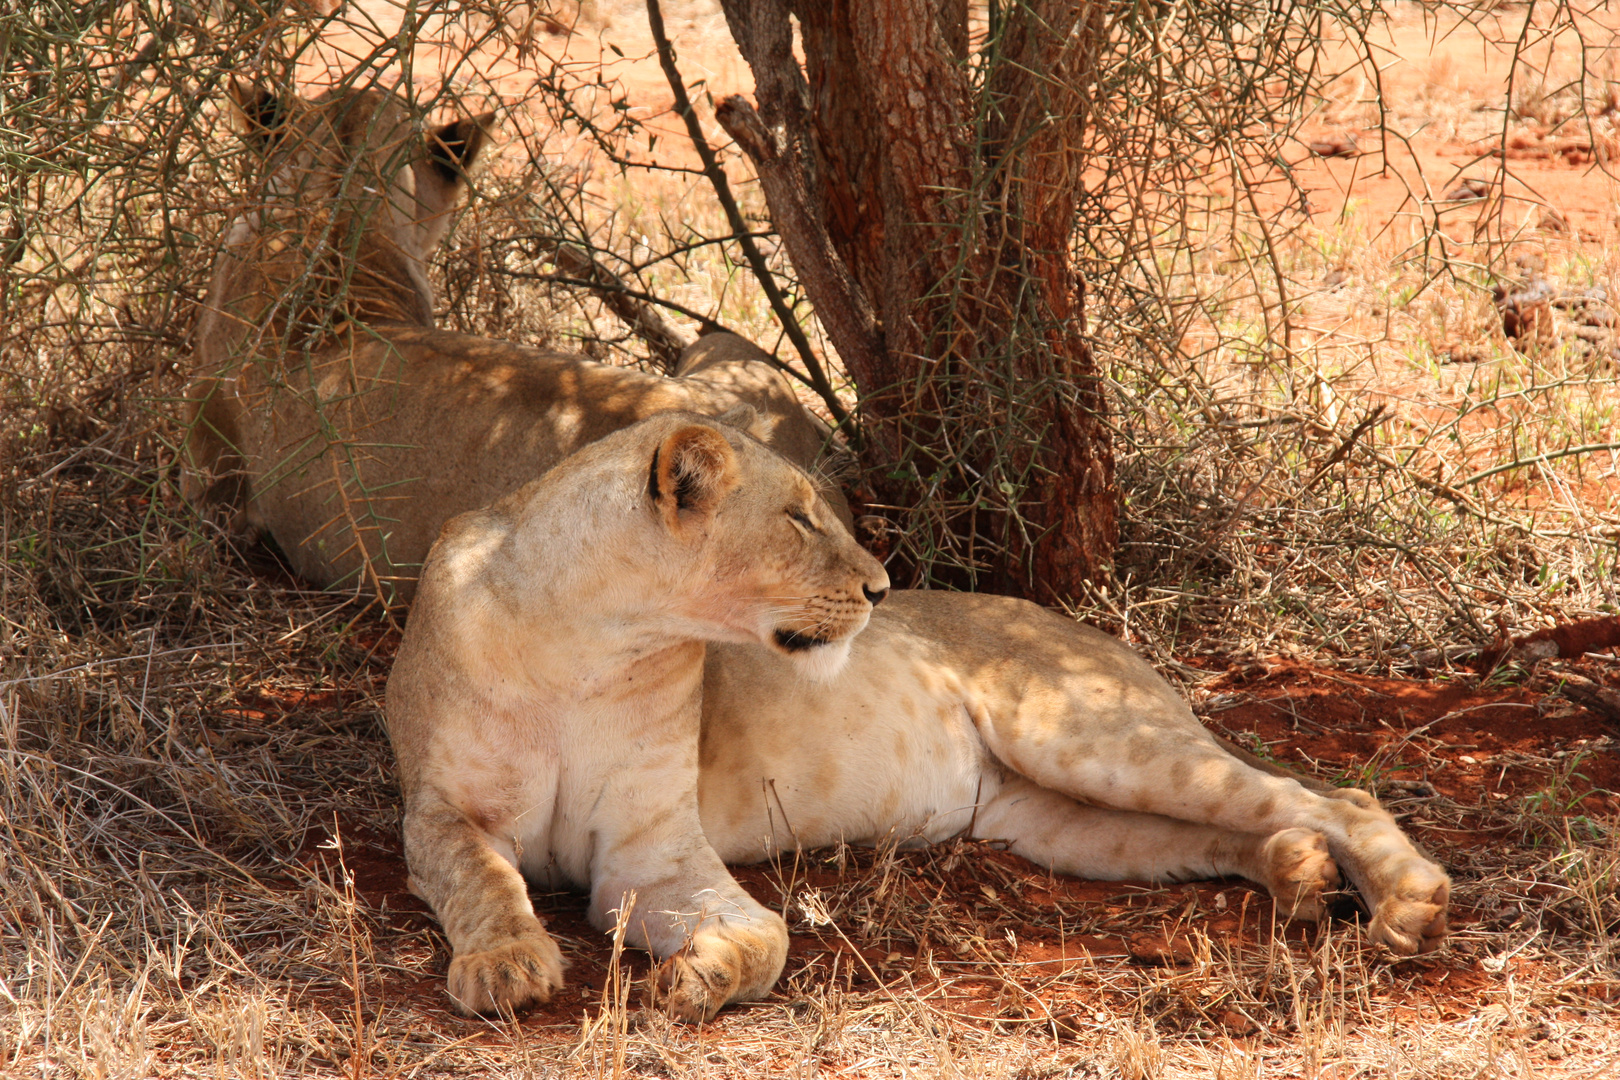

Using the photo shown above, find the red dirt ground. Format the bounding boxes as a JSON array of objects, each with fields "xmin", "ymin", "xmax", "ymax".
[
  {"xmin": 244, "ymin": 630, "xmax": 1620, "ymax": 1040},
  {"xmin": 1285, "ymin": 125, "xmax": 1620, "ymax": 246}
]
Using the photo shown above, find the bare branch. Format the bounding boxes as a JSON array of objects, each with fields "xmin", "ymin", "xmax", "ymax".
[
  {"xmin": 549, "ymin": 245, "xmax": 694, "ymax": 374},
  {"xmin": 644, "ymin": 0, "xmax": 847, "ymax": 425},
  {"xmin": 713, "ymin": 96, "xmax": 885, "ymax": 404}
]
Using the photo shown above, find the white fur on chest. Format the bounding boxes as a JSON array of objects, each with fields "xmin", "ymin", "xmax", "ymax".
[{"xmin": 431, "ymin": 614, "xmax": 706, "ymax": 891}]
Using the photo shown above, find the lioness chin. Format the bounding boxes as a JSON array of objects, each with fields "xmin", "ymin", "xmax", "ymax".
[{"xmin": 388, "ymin": 413, "xmax": 1450, "ymax": 1023}]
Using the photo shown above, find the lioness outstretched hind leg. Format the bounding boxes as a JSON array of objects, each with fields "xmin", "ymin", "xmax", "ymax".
[
  {"xmin": 972, "ymin": 683, "xmax": 1449, "ymax": 953},
  {"xmin": 974, "ymin": 779, "xmax": 1342, "ymax": 922},
  {"xmin": 986, "ymin": 732, "xmax": 1447, "ymax": 952}
]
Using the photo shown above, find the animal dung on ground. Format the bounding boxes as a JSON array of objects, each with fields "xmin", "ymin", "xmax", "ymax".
[
  {"xmin": 1493, "ymin": 279, "xmax": 1555, "ymax": 342},
  {"xmin": 1442, "ymin": 178, "xmax": 1490, "ymax": 202},
  {"xmin": 1308, "ymin": 132, "xmax": 1359, "ymax": 158},
  {"xmin": 1493, "ymin": 277, "xmax": 1619, "ymax": 364}
]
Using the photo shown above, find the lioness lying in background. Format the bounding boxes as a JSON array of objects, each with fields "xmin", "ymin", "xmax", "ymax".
[
  {"xmin": 184, "ymin": 78, "xmax": 849, "ymax": 602},
  {"xmin": 388, "ymin": 412, "xmax": 1451, "ymax": 1023}
]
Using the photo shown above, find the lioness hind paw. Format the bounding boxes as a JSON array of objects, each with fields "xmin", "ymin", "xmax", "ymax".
[
  {"xmin": 1260, "ymin": 827, "xmax": 1340, "ymax": 923},
  {"xmin": 1322, "ymin": 787, "xmax": 1381, "ymax": 811},
  {"xmin": 1368, "ymin": 871, "xmax": 1450, "ymax": 956},
  {"xmin": 447, "ymin": 936, "xmax": 566, "ymax": 1015}
]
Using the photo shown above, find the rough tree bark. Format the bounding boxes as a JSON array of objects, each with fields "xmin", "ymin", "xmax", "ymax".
[{"xmin": 714, "ymin": 0, "xmax": 1116, "ymax": 604}]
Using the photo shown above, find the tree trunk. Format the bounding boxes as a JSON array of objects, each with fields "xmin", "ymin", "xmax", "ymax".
[{"xmin": 715, "ymin": 0, "xmax": 1116, "ymax": 604}]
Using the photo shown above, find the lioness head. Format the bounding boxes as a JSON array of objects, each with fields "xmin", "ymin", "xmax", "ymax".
[
  {"xmin": 499, "ymin": 411, "xmax": 889, "ymax": 679},
  {"xmin": 654, "ymin": 416, "xmax": 889, "ymax": 676},
  {"xmin": 206, "ymin": 75, "xmax": 494, "ymax": 340}
]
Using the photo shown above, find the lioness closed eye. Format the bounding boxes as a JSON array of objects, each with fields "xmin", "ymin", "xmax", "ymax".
[{"xmin": 387, "ymin": 413, "xmax": 1449, "ymax": 1023}]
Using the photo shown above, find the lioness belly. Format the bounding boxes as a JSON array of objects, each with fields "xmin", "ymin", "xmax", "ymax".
[{"xmin": 699, "ymin": 627, "xmax": 999, "ymax": 861}]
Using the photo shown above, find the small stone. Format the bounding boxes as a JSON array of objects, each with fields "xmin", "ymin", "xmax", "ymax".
[
  {"xmin": 1220, "ymin": 1009, "xmax": 1258, "ymax": 1035},
  {"xmin": 1441, "ymin": 343, "xmax": 1490, "ymax": 364},
  {"xmin": 1127, "ymin": 931, "xmax": 1193, "ymax": 966}
]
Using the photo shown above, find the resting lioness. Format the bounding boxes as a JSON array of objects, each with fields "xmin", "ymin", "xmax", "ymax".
[
  {"xmin": 184, "ymin": 79, "xmax": 849, "ymax": 601},
  {"xmin": 388, "ymin": 412, "xmax": 1450, "ymax": 1022},
  {"xmin": 388, "ymin": 412, "xmax": 890, "ymax": 1022}
]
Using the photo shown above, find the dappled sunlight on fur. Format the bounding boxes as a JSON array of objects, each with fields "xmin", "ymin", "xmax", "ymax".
[{"xmin": 184, "ymin": 82, "xmax": 853, "ymax": 605}]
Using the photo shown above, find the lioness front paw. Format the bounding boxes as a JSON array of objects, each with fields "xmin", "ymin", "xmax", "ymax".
[
  {"xmin": 654, "ymin": 952, "xmax": 736, "ymax": 1024},
  {"xmin": 1260, "ymin": 827, "xmax": 1340, "ymax": 922},
  {"xmin": 650, "ymin": 918, "xmax": 788, "ymax": 1023},
  {"xmin": 1367, "ymin": 860, "xmax": 1450, "ymax": 955},
  {"xmin": 447, "ymin": 935, "xmax": 565, "ymax": 1014}
]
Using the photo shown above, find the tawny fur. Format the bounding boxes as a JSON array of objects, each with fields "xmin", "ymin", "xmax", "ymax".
[
  {"xmin": 701, "ymin": 593, "xmax": 1449, "ymax": 958},
  {"xmin": 386, "ymin": 413, "xmax": 889, "ymax": 1021},
  {"xmin": 184, "ymin": 81, "xmax": 850, "ymax": 602},
  {"xmin": 387, "ymin": 417, "xmax": 1450, "ymax": 1023}
]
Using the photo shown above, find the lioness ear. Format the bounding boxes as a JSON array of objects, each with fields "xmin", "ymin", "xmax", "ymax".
[
  {"xmin": 227, "ymin": 77, "xmax": 288, "ymax": 146},
  {"xmin": 648, "ymin": 424, "xmax": 739, "ymax": 530},
  {"xmin": 716, "ymin": 404, "xmax": 775, "ymax": 442},
  {"xmin": 425, "ymin": 112, "xmax": 495, "ymax": 184}
]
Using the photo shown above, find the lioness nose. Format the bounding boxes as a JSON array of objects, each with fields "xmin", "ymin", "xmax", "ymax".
[{"xmin": 863, "ymin": 584, "xmax": 888, "ymax": 606}]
